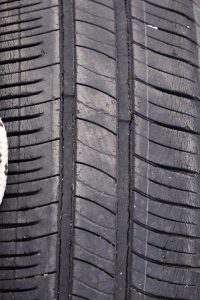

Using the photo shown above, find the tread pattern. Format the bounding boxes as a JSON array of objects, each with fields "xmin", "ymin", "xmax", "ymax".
[
  {"xmin": 1, "ymin": 0, "xmax": 200, "ymax": 299},
  {"xmin": 130, "ymin": 0, "xmax": 200, "ymax": 299},
  {"xmin": 72, "ymin": 0, "xmax": 117, "ymax": 299},
  {"xmin": 0, "ymin": 0, "xmax": 60, "ymax": 299}
]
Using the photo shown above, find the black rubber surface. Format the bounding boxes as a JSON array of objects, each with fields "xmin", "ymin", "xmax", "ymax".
[{"xmin": 0, "ymin": 0, "xmax": 200, "ymax": 299}]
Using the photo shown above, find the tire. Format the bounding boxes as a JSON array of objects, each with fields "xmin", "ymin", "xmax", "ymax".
[{"xmin": 0, "ymin": 0, "xmax": 199, "ymax": 299}]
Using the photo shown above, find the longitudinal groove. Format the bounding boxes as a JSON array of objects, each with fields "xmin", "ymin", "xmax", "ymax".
[{"xmin": 114, "ymin": 0, "xmax": 132, "ymax": 299}]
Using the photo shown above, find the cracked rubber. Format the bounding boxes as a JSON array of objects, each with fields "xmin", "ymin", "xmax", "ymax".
[{"xmin": 1, "ymin": 0, "xmax": 200, "ymax": 299}]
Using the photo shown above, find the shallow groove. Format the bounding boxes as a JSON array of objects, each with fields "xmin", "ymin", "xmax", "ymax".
[
  {"xmin": 0, "ymin": 0, "xmax": 24, "ymax": 4},
  {"xmin": 134, "ymin": 265, "xmax": 195, "ymax": 286},
  {"xmin": 77, "ymin": 99, "xmax": 116, "ymax": 117},
  {"xmin": 0, "ymin": 90, "xmax": 43, "ymax": 101},
  {"xmin": 146, "ymin": 33, "xmax": 194, "ymax": 53},
  {"xmin": 0, "ymin": 264, "xmax": 38, "ymax": 271},
  {"xmin": 0, "ymin": 220, "xmax": 40, "ymax": 229},
  {"xmin": 148, "ymin": 100, "xmax": 196, "ymax": 118},
  {"xmin": 0, "ymin": 62, "xmax": 58, "ymax": 78},
  {"xmin": 134, "ymin": 77, "xmax": 199, "ymax": 102},
  {"xmin": 145, "ymin": 0, "xmax": 195, "ymax": 23},
  {"xmin": 75, "ymin": 19, "xmax": 115, "ymax": 35},
  {"xmin": 75, "ymin": 241, "xmax": 114, "ymax": 263},
  {"xmin": 147, "ymin": 274, "xmax": 193, "ymax": 287},
  {"xmin": 0, "ymin": 53, "xmax": 43, "ymax": 65},
  {"xmin": 0, "ymin": 202, "xmax": 58, "ymax": 213},
  {"xmin": 0, "ymin": 1, "xmax": 41, "ymax": 13},
  {"xmin": 76, "ymin": 6, "xmax": 114, "ymax": 22},
  {"xmin": 133, "ymin": 39, "xmax": 199, "ymax": 68},
  {"xmin": 0, "ymin": 42, "xmax": 43, "ymax": 54},
  {"xmin": 0, "ymin": 5, "xmax": 58, "ymax": 21},
  {"xmin": 75, "ymin": 226, "xmax": 115, "ymax": 246},
  {"xmin": 8, "ymin": 167, "xmax": 42, "ymax": 176},
  {"xmin": 148, "ymin": 210, "xmax": 197, "ymax": 225},
  {"xmin": 77, "ymin": 138, "xmax": 115, "ymax": 157},
  {"xmin": 0, "ymin": 231, "xmax": 58, "ymax": 243},
  {"xmin": 0, "ymin": 16, "xmax": 42, "ymax": 28},
  {"xmin": 9, "ymin": 137, "xmax": 60, "ymax": 150},
  {"xmin": 76, "ymin": 44, "xmax": 116, "ymax": 60},
  {"xmin": 76, "ymin": 178, "xmax": 116, "ymax": 198},
  {"xmin": 76, "ymin": 210, "xmax": 115, "ymax": 230},
  {"xmin": 4, "ymin": 189, "xmax": 41, "ymax": 199},
  {"xmin": 135, "ymin": 89, "xmax": 197, "ymax": 118},
  {"xmin": 148, "ymin": 178, "xmax": 197, "ymax": 194},
  {"xmin": 82, "ymin": 0, "xmax": 114, "ymax": 10},
  {"xmin": 73, "ymin": 257, "xmax": 114, "ymax": 278},
  {"xmin": 0, "ymin": 29, "xmax": 59, "ymax": 44},
  {"xmin": 133, "ymin": 109, "xmax": 199, "ymax": 135},
  {"xmin": 135, "ymin": 131, "xmax": 197, "ymax": 156},
  {"xmin": 76, "ymin": 117, "xmax": 116, "ymax": 135},
  {"xmin": 0, "ymin": 251, "xmax": 39, "ymax": 259},
  {"xmin": 134, "ymin": 153, "xmax": 198, "ymax": 175},
  {"xmin": 0, "ymin": 287, "xmax": 37, "ymax": 293},
  {"xmin": 0, "ymin": 25, "xmax": 42, "ymax": 37},
  {"xmin": 147, "ymin": 137, "xmax": 197, "ymax": 155},
  {"xmin": 148, "ymin": 64, "xmax": 195, "ymax": 83},
  {"xmin": 147, "ymin": 241, "xmax": 196, "ymax": 255},
  {"xmin": 0, "ymin": 79, "xmax": 43, "ymax": 90},
  {"xmin": 3, "ymin": 113, "xmax": 43, "ymax": 123},
  {"xmin": 7, "ymin": 174, "xmax": 59, "ymax": 185},
  {"xmin": 75, "ymin": 195, "xmax": 116, "ymax": 215},
  {"xmin": 76, "ymin": 82, "xmax": 116, "ymax": 99},
  {"xmin": 131, "ymin": 3, "xmax": 191, "ymax": 29},
  {"xmin": 133, "ymin": 247, "xmax": 198, "ymax": 269},
  {"xmin": 0, "ymin": 97, "xmax": 59, "ymax": 112},
  {"xmin": 131, "ymin": 284, "xmax": 190, "ymax": 300},
  {"xmin": 76, "ymin": 161, "xmax": 116, "ymax": 181},
  {"xmin": 133, "ymin": 219, "xmax": 200, "ymax": 240},
  {"xmin": 7, "ymin": 127, "xmax": 43, "ymax": 137},
  {"xmin": 9, "ymin": 156, "xmax": 42, "ymax": 164},
  {"xmin": 73, "ymin": 276, "xmax": 113, "ymax": 296},
  {"xmin": 76, "ymin": 31, "xmax": 114, "ymax": 47},
  {"xmin": 134, "ymin": 187, "xmax": 200, "ymax": 210},
  {"xmin": 0, "ymin": 270, "xmax": 56, "ymax": 281},
  {"xmin": 133, "ymin": 15, "xmax": 198, "ymax": 47},
  {"xmin": 78, "ymin": 63, "xmax": 115, "ymax": 78}
]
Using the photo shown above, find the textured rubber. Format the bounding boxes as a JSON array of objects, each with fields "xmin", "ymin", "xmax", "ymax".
[{"xmin": 1, "ymin": 0, "xmax": 200, "ymax": 299}]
